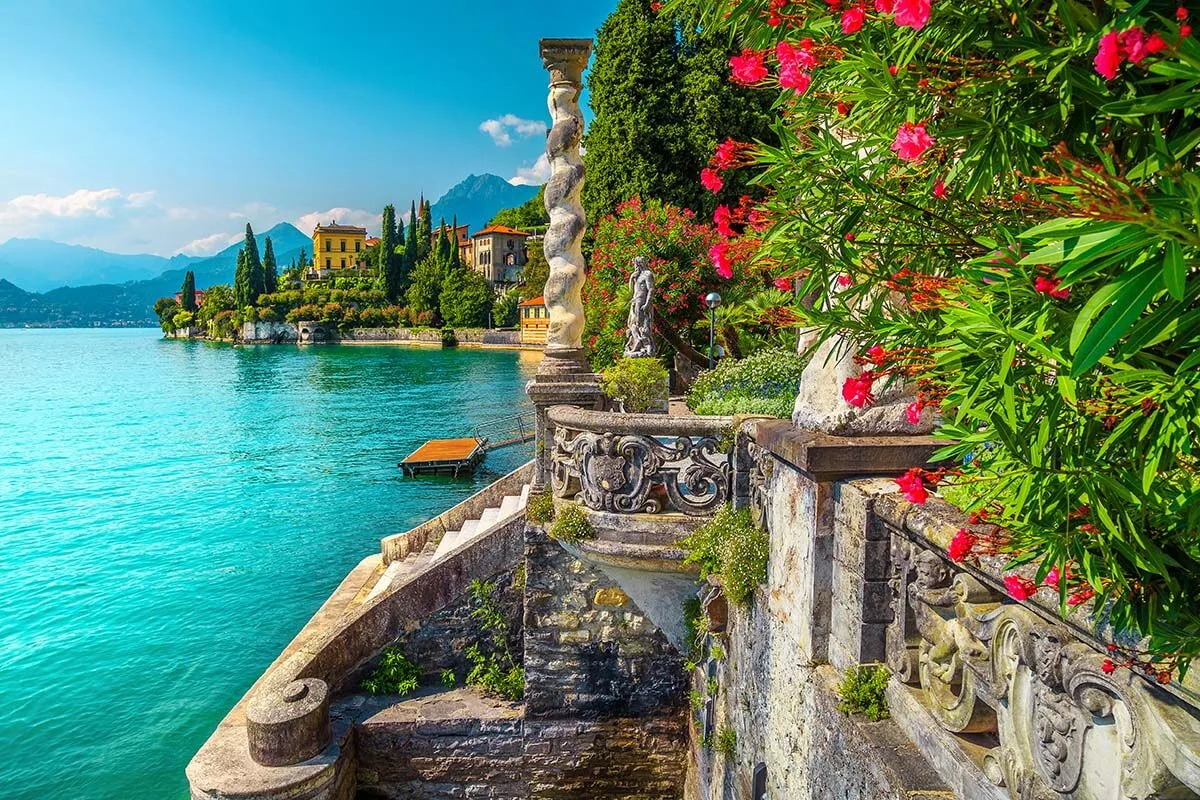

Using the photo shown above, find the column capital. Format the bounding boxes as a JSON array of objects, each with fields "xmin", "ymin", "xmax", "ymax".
[{"xmin": 539, "ymin": 38, "xmax": 592, "ymax": 84}]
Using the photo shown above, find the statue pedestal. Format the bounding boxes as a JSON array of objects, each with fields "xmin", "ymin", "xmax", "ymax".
[{"xmin": 528, "ymin": 350, "xmax": 603, "ymax": 491}]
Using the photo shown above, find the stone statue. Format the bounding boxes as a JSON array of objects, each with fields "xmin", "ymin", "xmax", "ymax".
[{"xmin": 624, "ymin": 257, "xmax": 655, "ymax": 358}]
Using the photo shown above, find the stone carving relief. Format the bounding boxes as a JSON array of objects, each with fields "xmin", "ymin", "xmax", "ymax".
[
  {"xmin": 886, "ymin": 531, "xmax": 1200, "ymax": 799},
  {"xmin": 551, "ymin": 425, "xmax": 731, "ymax": 516}
]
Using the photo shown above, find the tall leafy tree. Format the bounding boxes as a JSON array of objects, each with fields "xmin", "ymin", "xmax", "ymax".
[
  {"xmin": 440, "ymin": 266, "xmax": 493, "ymax": 327},
  {"xmin": 242, "ymin": 223, "xmax": 264, "ymax": 301},
  {"xmin": 233, "ymin": 250, "xmax": 251, "ymax": 309},
  {"xmin": 435, "ymin": 219, "xmax": 452, "ymax": 265},
  {"xmin": 582, "ymin": 0, "xmax": 775, "ymax": 221},
  {"xmin": 263, "ymin": 237, "xmax": 278, "ymax": 294},
  {"xmin": 298, "ymin": 247, "xmax": 308, "ymax": 269},
  {"xmin": 519, "ymin": 240, "xmax": 550, "ymax": 300},
  {"xmin": 418, "ymin": 199, "xmax": 433, "ymax": 263},
  {"xmin": 179, "ymin": 271, "xmax": 197, "ymax": 312},
  {"xmin": 379, "ymin": 204, "xmax": 403, "ymax": 301},
  {"xmin": 450, "ymin": 215, "xmax": 461, "ymax": 269},
  {"xmin": 406, "ymin": 255, "xmax": 445, "ymax": 322},
  {"xmin": 405, "ymin": 201, "xmax": 419, "ymax": 272}
]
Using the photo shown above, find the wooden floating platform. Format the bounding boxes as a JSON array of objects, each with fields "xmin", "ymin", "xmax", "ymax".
[{"xmin": 400, "ymin": 437, "xmax": 488, "ymax": 477}]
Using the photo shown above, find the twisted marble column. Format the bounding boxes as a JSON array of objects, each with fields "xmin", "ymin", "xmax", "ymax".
[{"xmin": 539, "ymin": 38, "xmax": 591, "ymax": 362}]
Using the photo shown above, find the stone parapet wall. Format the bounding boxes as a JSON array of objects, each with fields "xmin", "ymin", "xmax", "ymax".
[{"xmin": 241, "ymin": 321, "xmax": 298, "ymax": 343}]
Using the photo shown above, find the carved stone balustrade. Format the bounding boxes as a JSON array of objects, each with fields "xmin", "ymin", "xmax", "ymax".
[
  {"xmin": 873, "ymin": 494, "xmax": 1200, "ymax": 800},
  {"xmin": 546, "ymin": 406, "xmax": 736, "ymax": 517}
]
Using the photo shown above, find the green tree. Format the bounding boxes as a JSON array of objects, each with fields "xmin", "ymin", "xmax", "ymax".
[
  {"xmin": 179, "ymin": 270, "xmax": 197, "ymax": 312},
  {"xmin": 490, "ymin": 187, "xmax": 549, "ymax": 230},
  {"xmin": 435, "ymin": 219, "xmax": 452, "ymax": 265},
  {"xmin": 154, "ymin": 296, "xmax": 180, "ymax": 332},
  {"xmin": 405, "ymin": 201, "xmax": 419, "ymax": 272},
  {"xmin": 418, "ymin": 199, "xmax": 433, "ymax": 262},
  {"xmin": 379, "ymin": 204, "xmax": 403, "ymax": 301},
  {"xmin": 233, "ymin": 249, "xmax": 251, "ymax": 309},
  {"xmin": 493, "ymin": 290, "xmax": 520, "ymax": 328},
  {"xmin": 582, "ymin": 0, "xmax": 775, "ymax": 221},
  {"xmin": 298, "ymin": 247, "xmax": 308, "ymax": 269},
  {"xmin": 242, "ymin": 223, "xmax": 264, "ymax": 301},
  {"xmin": 440, "ymin": 265, "xmax": 493, "ymax": 327},
  {"xmin": 406, "ymin": 255, "xmax": 445, "ymax": 322},
  {"xmin": 263, "ymin": 237, "xmax": 278, "ymax": 294},
  {"xmin": 450, "ymin": 215, "xmax": 461, "ymax": 268},
  {"xmin": 519, "ymin": 240, "xmax": 549, "ymax": 300}
]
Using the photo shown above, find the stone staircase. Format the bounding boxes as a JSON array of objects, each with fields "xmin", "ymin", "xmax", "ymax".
[{"xmin": 365, "ymin": 484, "xmax": 530, "ymax": 602}]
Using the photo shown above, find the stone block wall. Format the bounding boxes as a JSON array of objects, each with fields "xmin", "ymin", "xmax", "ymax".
[{"xmin": 523, "ymin": 521, "xmax": 689, "ymax": 798}]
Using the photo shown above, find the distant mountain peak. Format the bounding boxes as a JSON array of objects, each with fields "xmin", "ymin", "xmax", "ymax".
[{"xmin": 429, "ymin": 174, "xmax": 540, "ymax": 234}]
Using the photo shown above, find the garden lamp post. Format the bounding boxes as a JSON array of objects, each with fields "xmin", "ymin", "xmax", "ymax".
[{"xmin": 704, "ymin": 291, "xmax": 722, "ymax": 369}]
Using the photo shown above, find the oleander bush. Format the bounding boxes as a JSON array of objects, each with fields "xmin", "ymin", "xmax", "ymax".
[
  {"xmin": 686, "ymin": 347, "xmax": 805, "ymax": 417},
  {"xmin": 665, "ymin": 0, "xmax": 1200, "ymax": 674}
]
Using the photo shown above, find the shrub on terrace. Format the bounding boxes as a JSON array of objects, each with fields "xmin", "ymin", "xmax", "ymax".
[{"xmin": 685, "ymin": 347, "xmax": 805, "ymax": 418}]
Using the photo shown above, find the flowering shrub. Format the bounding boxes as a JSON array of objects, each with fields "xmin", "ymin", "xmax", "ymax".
[
  {"xmin": 681, "ymin": 505, "xmax": 769, "ymax": 606},
  {"xmin": 667, "ymin": 0, "xmax": 1200, "ymax": 671},
  {"xmin": 600, "ymin": 357, "xmax": 670, "ymax": 412},
  {"xmin": 686, "ymin": 347, "xmax": 805, "ymax": 417}
]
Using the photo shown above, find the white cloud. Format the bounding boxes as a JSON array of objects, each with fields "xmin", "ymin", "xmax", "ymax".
[
  {"xmin": 175, "ymin": 232, "xmax": 240, "ymax": 256},
  {"xmin": 480, "ymin": 114, "xmax": 547, "ymax": 147},
  {"xmin": 509, "ymin": 153, "xmax": 552, "ymax": 186},
  {"xmin": 0, "ymin": 188, "xmax": 130, "ymax": 222},
  {"xmin": 293, "ymin": 207, "xmax": 382, "ymax": 236}
]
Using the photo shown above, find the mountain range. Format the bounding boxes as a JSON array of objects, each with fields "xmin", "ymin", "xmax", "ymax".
[{"xmin": 0, "ymin": 174, "xmax": 541, "ymax": 327}]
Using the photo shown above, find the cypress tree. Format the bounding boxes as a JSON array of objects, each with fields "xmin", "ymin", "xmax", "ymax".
[
  {"xmin": 233, "ymin": 250, "xmax": 250, "ymax": 309},
  {"xmin": 242, "ymin": 223, "xmax": 264, "ymax": 302},
  {"xmin": 263, "ymin": 237, "xmax": 278, "ymax": 294},
  {"xmin": 380, "ymin": 204, "xmax": 402, "ymax": 301},
  {"xmin": 299, "ymin": 248, "xmax": 308, "ymax": 269},
  {"xmin": 435, "ymin": 218, "xmax": 451, "ymax": 265},
  {"xmin": 405, "ymin": 201, "xmax": 419, "ymax": 272},
  {"xmin": 418, "ymin": 200, "xmax": 433, "ymax": 263},
  {"xmin": 180, "ymin": 270, "xmax": 197, "ymax": 312}
]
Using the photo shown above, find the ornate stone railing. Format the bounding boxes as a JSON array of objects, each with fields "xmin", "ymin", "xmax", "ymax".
[
  {"xmin": 873, "ymin": 493, "xmax": 1200, "ymax": 799},
  {"xmin": 546, "ymin": 406, "xmax": 735, "ymax": 516}
]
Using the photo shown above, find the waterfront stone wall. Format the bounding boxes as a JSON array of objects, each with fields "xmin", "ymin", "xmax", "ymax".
[{"xmin": 241, "ymin": 320, "xmax": 298, "ymax": 343}]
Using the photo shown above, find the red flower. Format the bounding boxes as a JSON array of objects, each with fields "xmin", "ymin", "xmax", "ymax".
[
  {"xmin": 713, "ymin": 138, "xmax": 742, "ymax": 169},
  {"xmin": 841, "ymin": 5, "xmax": 866, "ymax": 33},
  {"xmin": 1003, "ymin": 575, "xmax": 1038, "ymax": 602},
  {"xmin": 1068, "ymin": 588, "xmax": 1095, "ymax": 606},
  {"xmin": 888, "ymin": 64, "xmax": 899, "ymax": 76},
  {"xmin": 845, "ymin": 231, "xmax": 856, "ymax": 241},
  {"xmin": 1034, "ymin": 275, "xmax": 1070, "ymax": 300},
  {"xmin": 774, "ymin": 276, "xmax": 793, "ymax": 292},
  {"xmin": 836, "ymin": 273, "xmax": 854, "ymax": 288},
  {"xmin": 842, "ymin": 372, "xmax": 876, "ymax": 407},
  {"xmin": 933, "ymin": 178, "xmax": 947, "ymax": 199},
  {"xmin": 947, "ymin": 528, "xmax": 976, "ymax": 562},
  {"xmin": 714, "ymin": 205, "xmax": 735, "ymax": 237},
  {"xmin": 1121, "ymin": 27, "xmax": 1154, "ymax": 63},
  {"xmin": 905, "ymin": 401, "xmax": 922, "ymax": 425},
  {"xmin": 1158, "ymin": 671, "xmax": 1173, "ymax": 685},
  {"xmin": 1044, "ymin": 566, "xmax": 1061, "ymax": 589},
  {"xmin": 1182, "ymin": 23, "xmax": 1193, "ymax": 37},
  {"xmin": 892, "ymin": 0, "xmax": 931, "ymax": 30},
  {"xmin": 1146, "ymin": 32, "xmax": 1169, "ymax": 53},
  {"xmin": 780, "ymin": 63, "xmax": 812, "ymax": 94},
  {"xmin": 837, "ymin": 101, "xmax": 852, "ymax": 115},
  {"xmin": 874, "ymin": 0, "xmax": 894, "ymax": 11},
  {"xmin": 730, "ymin": 49, "xmax": 769, "ymax": 84},
  {"xmin": 1179, "ymin": 6, "xmax": 1190, "ymax": 20},
  {"xmin": 865, "ymin": 344, "xmax": 888, "ymax": 365},
  {"xmin": 777, "ymin": 40, "xmax": 819, "ymax": 70},
  {"xmin": 650, "ymin": 1, "xmax": 663, "ymax": 10},
  {"xmin": 891, "ymin": 122, "xmax": 934, "ymax": 162},
  {"xmin": 701, "ymin": 168, "xmax": 724, "ymax": 194},
  {"xmin": 1102, "ymin": 659, "xmax": 1116, "ymax": 674},
  {"xmin": 895, "ymin": 468, "xmax": 928, "ymax": 504},
  {"xmin": 709, "ymin": 242, "xmax": 733, "ymax": 279},
  {"xmin": 1095, "ymin": 30, "xmax": 1124, "ymax": 79}
]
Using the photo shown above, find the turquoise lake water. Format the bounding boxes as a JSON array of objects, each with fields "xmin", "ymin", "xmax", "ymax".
[{"xmin": 0, "ymin": 329, "xmax": 539, "ymax": 799}]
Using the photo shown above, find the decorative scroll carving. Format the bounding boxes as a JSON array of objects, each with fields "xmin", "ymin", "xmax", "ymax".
[
  {"xmin": 746, "ymin": 441, "xmax": 772, "ymax": 532},
  {"xmin": 547, "ymin": 407, "xmax": 733, "ymax": 516},
  {"xmin": 883, "ymin": 524, "xmax": 1200, "ymax": 800}
]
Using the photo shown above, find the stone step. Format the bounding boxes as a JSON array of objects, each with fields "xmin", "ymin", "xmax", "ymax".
[
  {"xmin": 366, "ymin": 539, "xmax": 439, "ymax": 601},
  {"xmin": 498, "ymin": 494, "xmax": 520, "ymax": 517},
  {"xmin": 477, "ymin": 506, "xmax": 501, "ymax": 528},
  {"xmin": 519, "ymin": 484, "xmax": 530, "ymax": 505}
]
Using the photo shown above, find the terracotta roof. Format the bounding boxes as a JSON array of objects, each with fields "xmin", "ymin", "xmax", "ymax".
[
  {"xmin": 365, "ymin": 237, "xmax": 381, "ymax": 246},
  {"xmin": 472, "ymin": 225, "xmax": 530, "ymax": 238},
  {"xmin": 518, "ymin": 296, "xmax": 545, "ymax": 307},
  {"xmin": 313, "ymin": 224, "xmax": 368, "ymax": 235}
]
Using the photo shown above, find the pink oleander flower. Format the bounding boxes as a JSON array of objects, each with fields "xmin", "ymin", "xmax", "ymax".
[
  {"xmin": 905, "ymin": 401, "xmax": 922, "ymax": 425},
  {"xmin": 842, "ymin": 372, "xmax": 876, "ymax": 408},
  {"xmin": 701, "ymin": 168, "xmax": 724, "ymax": 194},
  {"xmin": 891, "ymin": 122, "xmax": 934, "ymax": 162},
  {"xmin": 874, "ymin": 0, "xmax": 894, "ymax": 11},
  {"xmin": 779, "ymin": 63, "xmax": 812, "ymax": 94},
  {"xmin": 1102, "ymin": 658, "xmax": 1117, "ymax": 674},
  {"xmin": 714, "ymin": 205, "xmax": 735, "ymax": 237},
  {"xmin": 1095, "ymin": 30, "xmax": 1124, "ymax": 79},
  {"xmin": 947, "ymin": 528, "xmax": 976, "ymax": 563},
  {"xmin": 895, "ymin": 468, "xmax": 928, "ymax": 504},
  {"xmin": 1045, "ymin": 566, "xmax": 1061, "ymax": 589},
  {"xmin": 865, "ymin": 344, "xmax": 888, "ymax": 365},
  {"xmin": 709, "ymin": 242, "xmax": 733, "ymax": 279},
  {"xmin": 836, "ymin": 273, "xmax": 854, "ymax": 288},
  {"xmin": 1034, "ymin": 275, "xmax": 1070, "ymax": 300},
  {"xmin": 1004, "ymin": 575, "xmax": 1039, "ymax": 602},
  {"xmin": 842, "ymin": 5, "xmax": 866, "ymax": 33},
  {"xmin": 730, "ymin": 49, "xmax": 769, "ymax": 84},
  {"xmin": 933, "ymin": 178, "xmax": 947, "ymax": 198},
  {"xmin": 893, "ymin": 0, "xmax": 931, "ymax": 30},
  {"xmin": 774, "ymin": 276, "xmax": 793, "ymax": 292},
  {"xmin": 713, "ymin": 138, "xmax": 742, "ymax": 170},
  {"xmin": 1068, "ymin": 588, "xmax": 1096, "ymax": 606}
]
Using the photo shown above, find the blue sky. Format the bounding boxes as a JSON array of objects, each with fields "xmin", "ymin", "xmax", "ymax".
[{"xmin": 0, "ymin": 0, "xmax": 614, "ymax": 256}]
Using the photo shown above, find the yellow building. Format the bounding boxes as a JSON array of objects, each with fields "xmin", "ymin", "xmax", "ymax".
[
  {"xmin": 309, "ymin": 222, "xmax": 370, "ymax": 280},
  {"xmin": 518, "ymin": 296, "xmax": 548, "ymax": 345}
]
